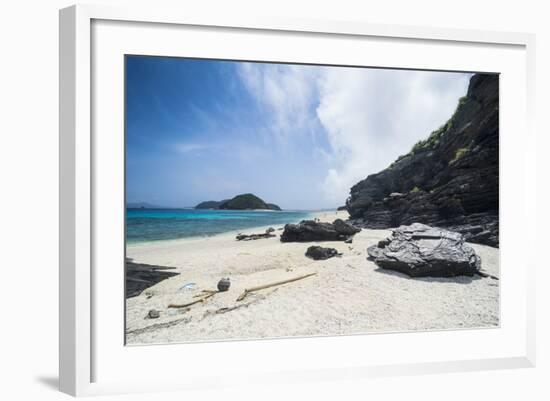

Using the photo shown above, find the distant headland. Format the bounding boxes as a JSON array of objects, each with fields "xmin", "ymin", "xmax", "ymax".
[{"xmin": 126, "ymin": 202, "xmax": 165, "ymax": 209}]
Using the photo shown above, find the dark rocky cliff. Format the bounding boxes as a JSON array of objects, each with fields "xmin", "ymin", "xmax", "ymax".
[{"xmin": 346, "ymin": 74, "xmax": 499, "ymax": 247}]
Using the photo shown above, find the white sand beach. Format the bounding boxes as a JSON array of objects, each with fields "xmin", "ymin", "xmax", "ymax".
[{"xmin": 125, "ymin": 210, "xmax": 499, "ymax": 345}]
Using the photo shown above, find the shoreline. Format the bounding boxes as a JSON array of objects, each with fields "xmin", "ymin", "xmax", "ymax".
[
  {"xmin": 125, "ymin": 210, "xmax": 346, "ymax": 266},
  {"xmin": 126, "ymin": 209, "xmax": 499, "ymax": 344},
  {"xmin": 126, "ymin": 209, "xmax": 336, "ymax": 249}
]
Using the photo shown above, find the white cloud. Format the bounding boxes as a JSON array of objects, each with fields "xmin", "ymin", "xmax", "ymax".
[
  {"xmin": 237, "ymin": 63, "xmax": 321, "ymax": 143},
  {"xmin": 175, "ymin": 140, "xmax": 267, "ymax": 163},
  {"xmin": 175, "ymin": 142, "xmax": 213, "ymax": 154},
  {"xmin": 238, "ymin": 63, "xmax": 471, "ymax": 205},
  {"xmin": 316, "ymin": 69, "xmax": 471, "ymax": 203}
]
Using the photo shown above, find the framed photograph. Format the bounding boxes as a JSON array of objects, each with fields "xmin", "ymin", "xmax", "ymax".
[{"xmin": 59, "ymin": 4, "xmax": 536, "ymax": 396}]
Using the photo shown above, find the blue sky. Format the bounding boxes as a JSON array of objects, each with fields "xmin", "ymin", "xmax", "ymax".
[{"xmin": 126, "ymin": 56, "xmax": 471, "ymax": 209}]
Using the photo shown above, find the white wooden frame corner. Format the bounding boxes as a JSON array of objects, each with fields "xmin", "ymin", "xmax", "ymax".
[{"xmin": 59, "ymin": 3, "xmax": 536, "ymax": 397}]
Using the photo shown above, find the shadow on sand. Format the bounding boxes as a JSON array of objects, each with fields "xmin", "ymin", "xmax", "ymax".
[
  {"xmin": 366, "ymin": 254, "xmax": 484, "ymax": 284},
  {"xmin": 373, "ymin": 266, "xmax": 482, "ymax": 284}
]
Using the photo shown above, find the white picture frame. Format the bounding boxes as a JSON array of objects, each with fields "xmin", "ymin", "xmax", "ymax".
[{"xmin": 59, "ymin": 3, "xmax": 536, "ymax": 397}]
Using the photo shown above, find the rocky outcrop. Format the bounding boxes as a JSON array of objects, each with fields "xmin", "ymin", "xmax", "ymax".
[
  {"xmin": 195, "ymin": 194, "xmax": 281, "ymax": 211},
  {"xmin": 126, "ymin": 260, "xmax": 179, "ymax": 298},
  {"xmin": 346, "ymin": 74, "xmax": 499, "ymax": 247},
  {"xmin": 280, "ymin": 219, "xmax": 360, "ymax": 242},
  {"xmin": 305, "ymin": 246, "xmax": 340, "ymax": 260},
  {"xmin": 367, "ymin": 223, "xmax": 481, "ymax": 277}
]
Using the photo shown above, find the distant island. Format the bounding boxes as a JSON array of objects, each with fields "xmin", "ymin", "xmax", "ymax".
[
  {"xmin": 126, "ymin": 202, "xmax": 165, "ymax": 209},
  {"xmin": 195, "ymin": 193, "xmax": 281, "ymax": 211},
  {"xmin": 194, "ymin": 200, "xmax": 228, "ymax": 209}
]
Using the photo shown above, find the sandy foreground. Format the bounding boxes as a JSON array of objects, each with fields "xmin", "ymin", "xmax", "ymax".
[{"xmin": 126, "ymin": 210, "xmax": 499, "ymax": 345}]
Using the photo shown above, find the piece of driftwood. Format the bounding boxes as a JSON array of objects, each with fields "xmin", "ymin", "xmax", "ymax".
[
  {"xmin": 236, "ymin": 232, "xmax": 275, "ymax": 241},
  {"xmin": 201, "ymin": 290, "xmax": 278, "ymax": 320},
  {"xmin": 476, "ymin": 270, "xmax": 499, "ymax": 280},
  {"xmin": 126, "ymin": 315, "xmax": 192, "ymax": 336},
  {"xmin": 203, "ymin": 303, "xmax": 248, "ymax": 317},
  {"xmin": 214, "ymin": 306, "xmax": 242, "ymax": 314},
  {"xmin": 236, "ymin": 272, "xmax": 317, "ymax": 301},
  {"xmin": 193, "ymin": 289, "xmax": 218, "ymax": 298},
  {"xmin": 168, "ymin": 290, "xmax": 218, "ymax": 309},
  {"xmin": 207, "ymin": 301, "xmax": 254, "ymax": 315}
]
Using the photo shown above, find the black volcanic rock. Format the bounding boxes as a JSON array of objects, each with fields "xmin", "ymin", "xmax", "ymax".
[
  {"xmin": 367, "ymin": 223, "xmax": 481, "ymax": 277},
  {"xmin": 126, "ymin": 260, "xmax": 179, "ymax": 298},
  {"xmin": 345, "ymin": 74, "xmax": 499, "ymax": 247},
  {"xmin": 280, "ymin": 219, "xmax": 360, "ymax": 242},
  {"xmin": 333, "ymin": 218, "xmax": 361, "ymax": 236},
  {"xmin": 217, "ymin": 278, "xmax": 231, "ymax": 292},
  {"xmin": 305, "ymin": 246, "xmax": 340, "ymax": 260}
]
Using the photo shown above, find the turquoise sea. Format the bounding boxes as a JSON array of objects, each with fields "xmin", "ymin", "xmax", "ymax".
[{"xmin": 126, "ymin": 208, "xmax": 313, "ymax": 244}]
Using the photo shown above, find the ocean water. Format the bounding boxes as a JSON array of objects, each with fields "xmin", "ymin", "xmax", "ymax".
[{"xmin": 126, "ymin": 208, "xmax": 313, "ymax": 244}]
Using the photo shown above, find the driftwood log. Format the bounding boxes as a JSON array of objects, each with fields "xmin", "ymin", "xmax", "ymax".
[
  {"xmin": 126, "ymin": 315, "xmax": 192, "ymax": 336},
  {"xmin": 236, "ymin": 232, "xmax": 275, "ymax": 241},
  {"xmin": 236, "ymin": 273, "xmax": 317, "ymax": 301},
  {"xmin": 168, "ymin": 290, "xmax": 218, "ymax": 309},
  {"xmin": 476, "ymin": 270, "xmax": 499, "ymax": 280},
  {"xmin": 203, "ymin": 293, "xmax": 270, "ymax": 317}
]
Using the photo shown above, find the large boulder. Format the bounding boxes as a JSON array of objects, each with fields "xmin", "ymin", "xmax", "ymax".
[
  {"xmin": 305, "ymin": 246, "xmax": 340, "ymax": 260},
  {"xmin": 367, "ymin": 223, "xmax": 481, "ymax": 277},
  {"xmin": 280, "ymin": 219, "xmax": 360, "ymax": 242},
  {"xmin": 332, "ymin": 219, "xmax": 361, "ymax": 236}
]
